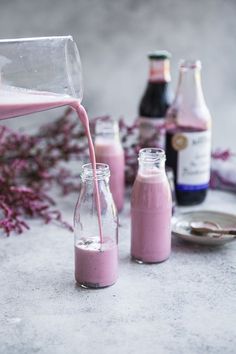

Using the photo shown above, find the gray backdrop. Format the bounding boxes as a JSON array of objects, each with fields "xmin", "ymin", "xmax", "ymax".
[{"xmin": 0, "ymin": 0, "xmax": 235, "ymax": 150}]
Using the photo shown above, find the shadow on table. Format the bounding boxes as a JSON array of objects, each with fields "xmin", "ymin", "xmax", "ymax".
[{"xmin": 171, "ymin": 235, "xmax": 230, "ymax": 255}]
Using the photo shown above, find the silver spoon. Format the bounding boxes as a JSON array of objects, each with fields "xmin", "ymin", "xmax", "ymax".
[{"xmin": 190, "ymin": 221, "xmax": 236, "ymax": 237}]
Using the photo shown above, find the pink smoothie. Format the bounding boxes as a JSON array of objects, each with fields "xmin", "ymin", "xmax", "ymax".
[
  {"xmin": 95, "ymin": 140, "xmax": 125, "ymax": 212},
  {"xmin": 74, "ymin": 237, "xmax": 118, "ymax": 288},
  {"xmin": 0, "ymin": 86, "xmax": 74, "ymax": 119},
  {"xmin": 131, "ymin": 170, "xmax": 172, "ymax": 263}
]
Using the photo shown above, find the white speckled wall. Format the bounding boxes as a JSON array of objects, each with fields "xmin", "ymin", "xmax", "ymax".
[{"xmin": 0, "ymin": 0, "xmax": 236, "ymax": 150}]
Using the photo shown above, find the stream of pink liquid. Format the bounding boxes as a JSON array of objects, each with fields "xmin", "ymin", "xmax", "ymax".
[
  {"xmin": 0, "ymin": 87, "xmax": 103, "ymax": 242},
  {"xmin": 71, "ymin": 103, "xmax": 103, "ymax": 243}
]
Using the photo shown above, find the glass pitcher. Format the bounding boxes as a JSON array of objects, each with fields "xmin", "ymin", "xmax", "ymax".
[{"xmin": 0, "ymin": 36, "xmax": 83, "ymax": 120}]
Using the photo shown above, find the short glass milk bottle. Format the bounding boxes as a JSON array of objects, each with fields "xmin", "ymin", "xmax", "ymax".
[
  {"xmin": 131, "ymin": 148, "xmax": 172, "ymax": 263},
  {"xmin": 94, "ymin": 118, "xmax": 125, "ymax": 212},
  {"xmin": 74, "ymin": 163, "xmax": 118, "ymax": 288}
]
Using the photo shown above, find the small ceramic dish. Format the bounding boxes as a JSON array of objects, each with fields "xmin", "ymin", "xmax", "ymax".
[{"xmin": 172, "ymin": 210, "xmax": 236, "ymax": 246}]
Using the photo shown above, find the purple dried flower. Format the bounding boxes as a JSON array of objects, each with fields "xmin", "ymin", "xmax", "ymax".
[{"xmin": 211, "ymin": 149, "xmax": 235, "ymax": 161}]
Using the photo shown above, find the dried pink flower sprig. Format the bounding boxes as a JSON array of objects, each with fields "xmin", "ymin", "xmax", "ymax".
[{"xmin": 0, "ymin": 108, "xmax": 88, "ymax": 235}]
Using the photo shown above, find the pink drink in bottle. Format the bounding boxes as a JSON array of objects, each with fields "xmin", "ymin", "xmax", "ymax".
[
  {"xmin": 95, "ymin": 119, "xmax": 125, "ymax": 212},
  {"xmin": 74, "ymin": 163, "xmax": 118, "ymax": 288},
  {"xmin": 131, "ymin": 148, "xmax": 172, "ymax": 263},
  {"xmin": 74, "ymin": 236, "xmax": 118, "ymax": 288}
]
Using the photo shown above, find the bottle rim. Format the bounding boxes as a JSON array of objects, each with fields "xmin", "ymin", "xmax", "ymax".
[
  {"xmin": 81, "ymin": 163, "xmax": 110, "ymax": 180},
  {"xmin": 138, "ymin": 148, "xmax": 166, "ymax": 163},
  {"xmin": 180, "ymin": 59, "xmax": 201, "ymax": 70},
  {"xmin": 148, "ymin": 50, "xmax": 171, "ymax": 60},
  {"xmin": 95, "ymin": 118, "xmax": 119, "ymax": 136}
]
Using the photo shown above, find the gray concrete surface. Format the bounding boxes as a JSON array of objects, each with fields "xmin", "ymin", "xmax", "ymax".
[
  {"xmin": 0, "ymin": 2, "xmax": 236, "ymax": 352},
  {"xmin": 0, "ymin": 0, "xmax": 236, "ymax": 150},
  {"xmin": 0, "ymin": 190, "xmax": 236, "ymax": 354}
]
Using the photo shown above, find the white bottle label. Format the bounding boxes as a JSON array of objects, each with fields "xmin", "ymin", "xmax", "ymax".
[
  {"xmin": 138, "ymin": 117, "xmax": 166, "ymax": 148},
  {"xmin": 149, "ymin": 60, "xmax": 171, "ymax": 82},
  {"xmin": 174, "ymin": 130, "xmax": 211, "ymax": 190}
]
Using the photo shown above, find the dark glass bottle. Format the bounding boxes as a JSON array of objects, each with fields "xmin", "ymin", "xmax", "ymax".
[
  {"xmin": 165, "ymin": 60, "xmax": 212, "ymax": 206},
  {"xmin": 138, "ymin": 50, "xmax": 172, "ymax": 148}
]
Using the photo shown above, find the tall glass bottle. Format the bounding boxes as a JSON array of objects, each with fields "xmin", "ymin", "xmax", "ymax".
[
  {"xmin": 138, "ymin": 51, "xmax": 172, "ymax": 148},
  {"xmin": 131, "ymin": 148, "xmax": 172, "ymax": 263},
  {"xmin": 165, "ymin": 60, "xmax": 211, "ymax": 206},
  {"xmin": 74, "ymin": 163, "xmax": 118, "ymax": 288},
  {"xmin": 94, "ymin": 119, "xmax": 125, "ymax": 212}
]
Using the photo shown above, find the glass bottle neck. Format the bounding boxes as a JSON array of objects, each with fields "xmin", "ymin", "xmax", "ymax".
[
  {"xmin": 95, "ymin": 132, "xmax": 120, "ymax": 143},
  {"xmin": 176, "ymin": 63, "xmax": 206, "ymax": 107},
  {"xmin": 81, "ymin": 163, "xmax": 110, "ymax": 183},
  {"xmin": 95, "ymin": 119, "xmax": 121, "ymax": 143},
  {"xmin": 138, "ymin": 148, "xmax": 166, "ymax": 174},
  {"xmin": 149, "ymin": 59, "xmax": 171, "ymax": 83}
]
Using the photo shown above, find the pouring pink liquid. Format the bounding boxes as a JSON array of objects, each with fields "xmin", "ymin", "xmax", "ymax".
[
  {"xmin": 0, "ymin": 34, "xmax": 118, "ymax": 288},
  {"xmin": 0, "ymin": 85, "xmax": 103, "ymax": 240},
  {"xmin": 0, "ymin": 86, "xmax": 119, "ymax": 286}
]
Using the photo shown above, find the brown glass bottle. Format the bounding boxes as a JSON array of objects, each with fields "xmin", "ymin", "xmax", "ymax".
[{"xmin": 138, "ymin": 51, "xmax": 172, "ymax": 148}]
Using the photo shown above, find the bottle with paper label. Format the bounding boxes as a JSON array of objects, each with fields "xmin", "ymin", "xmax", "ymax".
[
  {"xmin": 165, "ymin": 60, "xmax": 211, "ymax": 205},
  {"xmin": 138, "ymin": 50, "xmax": 172, "ymax": 148}
]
